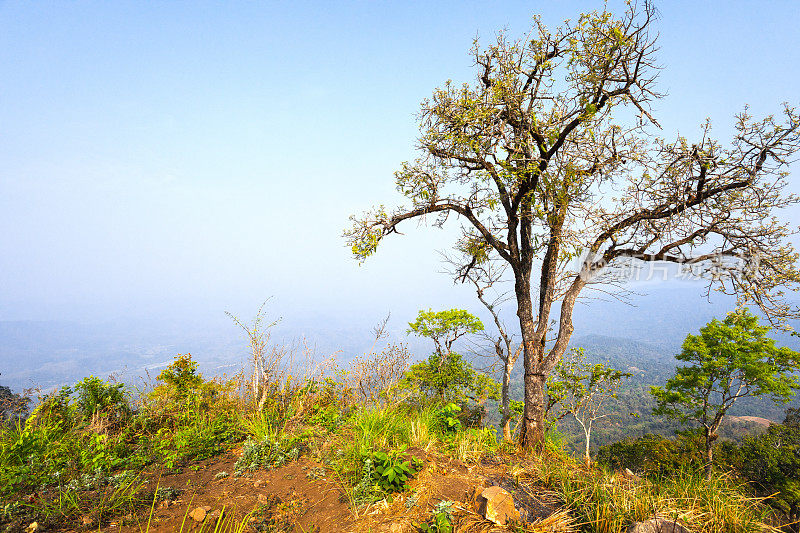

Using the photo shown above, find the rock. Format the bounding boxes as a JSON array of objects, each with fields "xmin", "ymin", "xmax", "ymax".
[
  {"xmin": 389, "ymin": 522, "xmax": 410, "ymax": 533},
  {"xmin": 190, "ymin": 506, "xmax": 212, "ymax": 522},
  {"xmin": 628, "ymin": 518, "xmax": 691, "ymax": 533},
  {"xmin": 470, "ymin": 483, "xmax": 487, "ymax": 512},
  {"xmin": 253, "ymin": 479, "xmax": 264, "ymax": 488},
  {"xmin": 25, "ymin": 522, "xmax": 40, "ymax": 532},
  {"xmin": 477, "ymin": 486, "xmax": 520, "ymax": 525},
  {"xmin": 190, "ymin": 507, "xmax": 206, "ymax": 522}
]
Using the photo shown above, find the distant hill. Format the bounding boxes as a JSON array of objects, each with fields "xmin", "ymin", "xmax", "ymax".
[
  {"xmin": 497, "ymin": 332, "xmax": 799, "ymax": 453},
  {"xmin": 2, "ymin": 282, "xmax": 798, "ymax": 408}
]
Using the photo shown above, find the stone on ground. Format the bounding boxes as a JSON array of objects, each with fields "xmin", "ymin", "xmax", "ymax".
[
  {"xmin": 477, "ymin": 486, "xmax": 520, "ymax": 525},
  {"xmin": 190, "ymin": 505, "xmax": 213, "ymax": 522}
]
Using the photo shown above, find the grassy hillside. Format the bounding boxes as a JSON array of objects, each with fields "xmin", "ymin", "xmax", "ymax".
[{"xmin": 1, "ymin": 345, "xmax": 798, "ymax": 532}]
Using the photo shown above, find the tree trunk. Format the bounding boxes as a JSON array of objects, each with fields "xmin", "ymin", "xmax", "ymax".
[
  {"xmin": 584, "ymin": 425, "xmax": 592, "ymax": 466},
  {"xmin": 502, "ymin": 419, "xmax": 512, "ymax": 442},
  {"xmin": 705, "ymin": 428, "xmax": 714, "ymax": 479},
  {"xmin": 501, "ymin": 358, "xmax": 513, "ymax": 442},
  {"xmin": 520, "ymin": 369, "xmax": 547, "ymax": 449},
  {"xmin": 515, "ymin": 270, "xmax": 547, "ymax": 450}
]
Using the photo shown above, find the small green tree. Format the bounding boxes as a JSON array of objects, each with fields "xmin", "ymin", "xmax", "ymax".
[
  {"xmin": 157, "ymin": 353, "xmax": 204, "ymax": 399},
  {"xmin": 407, "ymin": 309, "xmax": 484, "ymax": 357},
  {"xmin": 73, "ymin": 375, "xmax": 130, "ymax": 426},
  {"xmin": 401, "ymin": 309, "xmax": 497, "ymax": 404},
  {"xmin": 397, "ymin": 352, "xmax": 498, "ymax": 404},
  {"xmin": 651, "ymin": 308, "xmax": 800, "ymax": 477},
  {"xmin": 547, "ymin": 348, "xmax": 631, "ymax": 464}
]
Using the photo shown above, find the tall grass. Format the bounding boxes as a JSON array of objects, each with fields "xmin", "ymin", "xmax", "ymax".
[
  {"xmin": 409, "ymin": 408, "xmax": 439, "ymax": 451},
  {"xmin": 242, "ymin": 410, "xmax": 282, "ymax": 442},
  {"xmin": 519, "ymin": 452, "xmax": 780, "ymax": 533},
  {"xmin": 451, "ymin": 427, "xmax": 498, "ymax": 463}
]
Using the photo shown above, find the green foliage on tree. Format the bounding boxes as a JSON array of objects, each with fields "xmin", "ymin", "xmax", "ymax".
[
  {"xmin": 547, "ymin": 348, "xmax": 631, "ymax": 463},
  {"xmin": 651, "ymin": 308, "xmax": 800, "ymax": 476},
  {"xmin": 157, "ymin": 353, "xmax": 204, "ymax": 399},
  {"xmin": 407, "ymin": 309, "xmax": 484, "ymax": 356},
  {"xmin": 397, "ymin": 309, "xmax": 497, "ymax": 405},
  {"xmin": 396, "ymin": 351, "xmax": 498, "ymax": 405},
  {"xmin": 596, "ymin": 430, "xmax": 707, "ymax": 478}
]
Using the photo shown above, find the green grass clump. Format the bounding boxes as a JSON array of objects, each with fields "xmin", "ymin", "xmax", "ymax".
[
  {"xmin": 520, "ymin": 448, "xmax": 780, "ymax": 533},
  {"xmin": 0, "ymin": 354, "xmax": 248, "ymax": 530},
  {"xmin": 234, "ymin": 435, "xmax": 304, "ymax": 476}
]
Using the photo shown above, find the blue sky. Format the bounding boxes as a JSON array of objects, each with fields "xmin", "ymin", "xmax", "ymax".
[{"xmin": 1, "ymin": 1, "xmax": 799, "ymax": 329}]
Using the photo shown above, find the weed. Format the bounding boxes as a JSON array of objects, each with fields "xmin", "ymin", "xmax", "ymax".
[
  {"xmin": 350, "ymin": 458, "xmax": 381, "ymax": 506},
  {"xmin": 249, "ymin": 493, "xmax": 306, "ymax": 532},
  {"xmin": 305, "ymin": 466, "xmax": 327, "ymax": 480},
  {"xmin": 234, "ymin": 435, "xmax": 304, "ymax": 476},
  {"xmin": 419, "ymin": 500, "xmax": 454, "ymax": 533},
  {"xmin": 367, "ymin": 448, "xmax": 421, "ymax": 493},
  {"xmin": 154, "ymin": 486, "xmax": 182, "ymax": 502},
  {"xmin": 405, "ymin": 491, "xmax": 420, "ymax": 509},
  {"xmin": 437, "ymin": 403, "xmax": 463, "ymax": 433}
]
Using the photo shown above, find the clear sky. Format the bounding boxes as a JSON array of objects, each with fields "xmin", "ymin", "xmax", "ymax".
[{"xmin": 1, "ymin": 1, "xmax": 799, "ymax": 329}]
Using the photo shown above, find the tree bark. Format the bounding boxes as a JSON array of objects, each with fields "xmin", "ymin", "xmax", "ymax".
[
  {"xmin": 584, "ymin": 425, "xmax": 592, "ymax": 466},
  {"xmin": 515, "ymin": 267, "xmax": 548, "ymax": 449},
  {"xmin": 501, "ymin": 360, "xmax": 513, "ymax": 442},
  {"xmin": 520, "ymin": 367, "xmax": 547, "ymax": 449},
  {"xmin": 705, "ymin": 427, "xmax": 714, "ymax": 479}
]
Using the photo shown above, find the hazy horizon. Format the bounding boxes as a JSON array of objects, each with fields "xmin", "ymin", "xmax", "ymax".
[{"xmin": 2, "ymin": 1, "xmax": 800, "ymax": 391}]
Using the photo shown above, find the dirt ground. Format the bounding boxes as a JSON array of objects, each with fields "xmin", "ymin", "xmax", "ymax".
[{"xmin": 53, "ymin": 447, "xmax": 560, "ymax": 533}]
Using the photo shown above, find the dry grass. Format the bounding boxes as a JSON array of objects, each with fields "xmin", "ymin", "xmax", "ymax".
[
  {"xmin": 453, "ymin": 505, "xmax": 578, "ymax": 533},
  {"xmin": 410, "ymin": 417, "xmax": 438, "ymax": 452},
  {"xmin": 515, "ymin": 454, "xmax": 781, "ymax": 533}
]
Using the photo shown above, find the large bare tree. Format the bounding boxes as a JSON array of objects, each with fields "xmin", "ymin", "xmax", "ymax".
[{"xmin": 345, "ymin": 3, "xmax": 800, "ymax": 448}]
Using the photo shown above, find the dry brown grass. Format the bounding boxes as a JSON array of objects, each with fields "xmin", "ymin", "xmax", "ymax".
[
  {"xmin": 453, "ymin": 506, "xmax": 577, "ymax": 533},
  {"xmin": 516, "ymin": 454, "xmax": 781, "ymax": 533}
]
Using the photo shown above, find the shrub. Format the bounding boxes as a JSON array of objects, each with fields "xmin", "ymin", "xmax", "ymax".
[
  {"xmin": 436, "ymin": 402, "xmax": 462, "ymax": 433},
  {"xmin": 419, "ymin": 500, "xmax": 454, "ymax": 533},
  {"xmin": 350, "ymin": 448, "xmax": 422, "ymax": 505},
  {"xmin": 393, "ymin": 352, "xmax": 498, "ymax": 405},
  {"xmin": 344, "ymin": 343, "xmax": 410, "ymax": 404},
  {"xmin": 366, "ymin": 448, "xmax": 421, "ymax": 493},
  {"xmin": 0, "ymin": 385, "xmax": 30, "ymax": 425},
  {"xmin": 156, "ymin": 354, "xmax": 203, "ymax": 399},
  {"xmin": 73, "ymin": 376, "xmax": 130, "ymax": 428},
  {"xmin": 0, "ymin": 387, "xmax": 79, "ymax": 495},
  {"xmin": 731, "ymin": 411, "xmax": 800, "ymax": 524},
  {"xmin": 596, "ymin": 431, "xmax": 705, "ymax": 477},
  {"xmin": 234, "ymin": 434, "xmax": 306, "ymax": 476}
]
